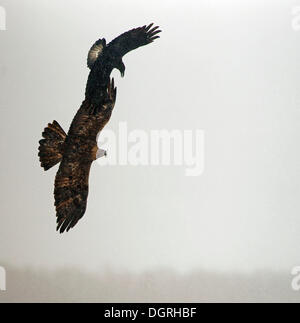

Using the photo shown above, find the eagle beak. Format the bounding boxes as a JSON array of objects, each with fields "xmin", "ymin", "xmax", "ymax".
[{"xmin": 96, "ymin": 148, "xmax": 107, "ymax": 159}]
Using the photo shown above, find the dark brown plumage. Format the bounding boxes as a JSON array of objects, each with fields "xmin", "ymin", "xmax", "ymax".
[
  {"xmin": 39, "ymin": 79, "xmax": 116, "ymax": 233},
  {"xmin": 38, "ymin": 121, "xmax": 66, "ymax": 170},
  {"xmin": 38, "ymin": 24, "xmax": 161, "ymax": 233}
]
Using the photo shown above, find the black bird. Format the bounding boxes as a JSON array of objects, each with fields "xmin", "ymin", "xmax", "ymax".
[{"xmin": 85, "ymin": 23, "xmax": 161, "ymax": 106}]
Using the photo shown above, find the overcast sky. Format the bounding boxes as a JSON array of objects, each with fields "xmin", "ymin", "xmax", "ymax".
[{"xmin": 0, "ymin": 0, "xmax": 300, "ymax": 275}]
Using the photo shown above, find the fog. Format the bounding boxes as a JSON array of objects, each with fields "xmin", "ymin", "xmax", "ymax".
[
  {"xmin": 0, "ymin": 0, "xmax": 300, "ymax": 302},
  {"xmin": 0, "ymin": 263, "xmax": 298, "ymax": 302}
]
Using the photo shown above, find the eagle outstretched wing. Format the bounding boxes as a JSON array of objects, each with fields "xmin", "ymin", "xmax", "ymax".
[
  {"xmin": 54, "ymin": 158, "xmax": 92, "ymax": 233},
  {"xmin": 53, "ymin": 78, "xmax": 117, "ymax": 233},
  {"xmin": 107, "ymin": 23, "xmax": 161, "ymax": 58}
]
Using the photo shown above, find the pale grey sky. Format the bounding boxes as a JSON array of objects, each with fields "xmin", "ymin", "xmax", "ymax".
[{"xmin": 0, "ymin": 0, "xmax": 300, "ymax": 276}]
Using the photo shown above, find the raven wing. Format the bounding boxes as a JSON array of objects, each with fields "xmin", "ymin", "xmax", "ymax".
[
  {"xmin": 87, "ymin": 38, "xmax": 106, "ymax": 69},
  {"xmin": 107, "ymin": 23, "xmax": 161, "ymax": 58}
]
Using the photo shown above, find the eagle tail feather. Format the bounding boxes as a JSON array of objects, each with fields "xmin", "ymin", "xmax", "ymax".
[{"xmin": 38, "ymin": 120, "xmax": 67, "ymax": 170}]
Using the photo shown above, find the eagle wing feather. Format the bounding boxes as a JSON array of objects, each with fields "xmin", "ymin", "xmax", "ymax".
[
  {"xmin": 54, "ymin": 158, "xmax": 92, "ymax": 233},
  {"xmin": 53, "ymin": 78, "xmax": 116, "ymax": 233}
]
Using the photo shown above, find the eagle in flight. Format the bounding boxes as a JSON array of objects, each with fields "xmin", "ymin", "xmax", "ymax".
[{"xmin": 38, "ymin": 24, "xmax": 161, "ymax": 233}]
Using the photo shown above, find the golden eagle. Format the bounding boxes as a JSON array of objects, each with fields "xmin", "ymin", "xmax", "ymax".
[{"xmin": 38, "ymin": 24, "xmax": 161, "ymax": 233}]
